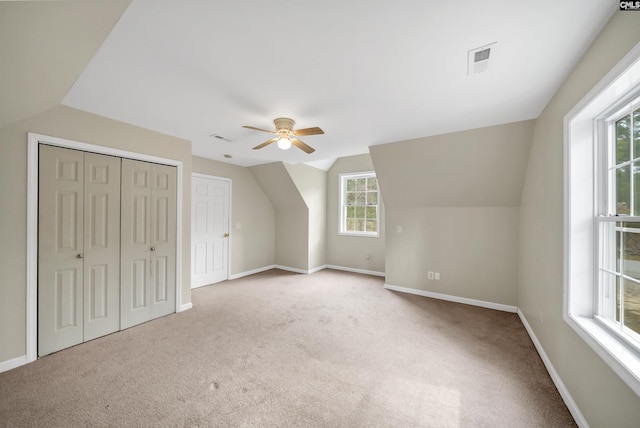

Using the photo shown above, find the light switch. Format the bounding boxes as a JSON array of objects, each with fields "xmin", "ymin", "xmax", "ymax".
[{"xmin": 397, "ymin": 226, "xmax": 403, "ymax": 234}]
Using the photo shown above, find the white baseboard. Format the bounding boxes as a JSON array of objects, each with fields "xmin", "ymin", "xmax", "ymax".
[
  {"xmin": 383, "ymin": 283, "xmax": 518, "ymax": 313},
  {"xmin": 179, "ymin": 302, "xmax": 193, "ymax": 312},
  {"xmin": 229, "ymin": 265, "xmax": 276, "ymax": 280},
  {"xmin": 0, "ymin": 355, "xmax": 28, "ymax": 374},
  {"xmin": 326, "ymin": 264, "xmax": 385, "ymax": 277},
  {"xmin": 273, "ymin": 264, "xmax": 321, "ymax": 275},
  {"xmin": 517, "ymin": 309, "xmax": 588, "ymax": 428}
]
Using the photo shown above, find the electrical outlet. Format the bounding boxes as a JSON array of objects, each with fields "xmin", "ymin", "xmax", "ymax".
[
  {"xmin": 397, "ymin": 225, "xmax": 403, "ymax": 234},
  {"xmin": 428, "ymin": 271, "xmax": 434, "ymax": 280},
  {"xmin": 434, "ymin": 272, "xmax": 440, "ymax": 280}
]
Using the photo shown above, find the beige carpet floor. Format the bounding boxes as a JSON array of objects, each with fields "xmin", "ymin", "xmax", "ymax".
[{"xmin": 0, "ymin": 269, "xmax": 576, "ymax": 427}]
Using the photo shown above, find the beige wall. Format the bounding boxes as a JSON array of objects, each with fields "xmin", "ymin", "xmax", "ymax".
[
  {"xmin": 250, "ymin": 162, "xmax": 309, "ymax": 270},
  {"xmin": 326, "ymin": 154, "xmax": 385, "ymax": 273},
  {"xmin": 0, "ymin": 1, "xmax": 131, "ymax": 127},
  {"xmin": 518, "ymin": 12, "xmax": 640, "ymax": 427},
  {"xmin": 192, "ymin": 157, "xmax": 275, "ymax": 275},
  {"xmin": 0, "ymin": 105, "xmax": 192, "ymax": 363},
  {"xmin": 285, "ymin": 163, "xmax": 327, "ymax": 270},
  {"xmin": 370, "ymin": 121, "xmax": 533, "ymax": 306}
]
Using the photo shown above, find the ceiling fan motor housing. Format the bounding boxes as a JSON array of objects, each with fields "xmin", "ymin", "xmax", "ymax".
[{"xmin": 274, "ymin": 117, "xmax": 295, "ymax": 132}]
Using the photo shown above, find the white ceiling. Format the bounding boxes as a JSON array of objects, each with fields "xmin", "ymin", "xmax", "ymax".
[{"xmin": 62, "ymin": 0, "xmax": 615, "ymax": 169}]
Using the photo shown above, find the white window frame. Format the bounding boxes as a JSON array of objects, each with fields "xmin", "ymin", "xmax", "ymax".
[
  {"xmin": 339, "ymin": 171, "xmax": 380, "ymax": 237},
  {"xmin": 565, "ymin": 41, "xmax": 640, "ymax": 397}
]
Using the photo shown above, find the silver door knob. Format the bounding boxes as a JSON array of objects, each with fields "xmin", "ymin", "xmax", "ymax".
[
  {"xmin": 76, "ymin": 254, "xmax": 83, "ymax": 259},
  {"xmin": 150, "ymin": 247, "xmax": 156, "ymax": 251}
]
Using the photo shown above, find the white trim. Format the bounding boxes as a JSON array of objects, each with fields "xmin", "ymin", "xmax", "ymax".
[
  {"xmin": 326, "ymin": 264, "xmax": 385, "ymax": 277},
  {"xmin": 563, "ymin": 41, "xmax": 640, "ymax": 397},
  {"xmin": 229, "ymin": 265, "xmax": 276, "ymax": 280},
  {"xmin": 518, "ymin": 310, "xmax": 589, "ymax": 428},
  {"xmin": 383, "ymin": 283, "xmax": 517, "ymax": 313},
  {"xmin": 190, "ymin": 173, "xmax": 233, "ymax": 286},
  {"xmin": 0, "ymin": 355, "xmax": 28, "ymax": 374},
  {"xmin": 339, "ymin": 170, "xmax": 380, "ymax": 237},
  {"xmin": 27, "ymin": 132, "xmax": 186, "ymax": 363},
  {"xmin": 179, "ymin": 302, "xmax": 193, "ymax": 312},
  {"xmin": 274, "ymin": 264, "xmax": 327, "ymax": 275}
]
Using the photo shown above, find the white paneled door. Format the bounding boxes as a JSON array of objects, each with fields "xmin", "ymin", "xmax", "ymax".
[
  {"xmin": 121, "ymin": 159, "xmax": 177, "ymax": 329},
  {"xmin": 191, "ymin": 176, "xmax": 229, "ymax": 288},
  {"xmin": 38, "ymin": 145, "xmax": 121, "ymax": 356}
]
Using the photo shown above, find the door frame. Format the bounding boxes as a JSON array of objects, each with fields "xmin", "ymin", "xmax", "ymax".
[
  {"xmin": 26, "ymin": 132, "xmax": 185, "ymax": 363},
  {"xmin": 191, "ymin": 173, "xmax": 232, "ymax": 287}
]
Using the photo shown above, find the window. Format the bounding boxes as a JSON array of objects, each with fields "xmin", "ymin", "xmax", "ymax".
[
  {"xmin": 565, "ymin": 43, "xmax": 640, "ymax": 397},
  {"xmin": 339, "ymin": 172, "xmax": 379, "ymax": 236},
  {"xmin": 597, "ymin": 98, "xmax": 640, "ymax": 347}
]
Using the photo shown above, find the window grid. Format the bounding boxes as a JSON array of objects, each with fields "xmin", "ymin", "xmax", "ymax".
[
  {"xmin": 599, "ymin": 99, "xmax": 640, "ymax": 346},
  {"xmin": 340, "ymin": 172, "xmax": 379, "ymax": 236}
]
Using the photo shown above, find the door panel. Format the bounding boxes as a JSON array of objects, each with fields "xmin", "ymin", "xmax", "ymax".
[
  {"xmin": 39, "ymin": 145, "xmax": 84, "ymax": 356},
  {"xmin": 191, "ymin": 176, "xmax": 229, "ymax": 288},
  {"xmin": 121, "ymin": 160, "xmax": 176, "ymax": 328},
  {"xmin": 83, "ymin": 152, "xmax": 121, "ymax": 341}
]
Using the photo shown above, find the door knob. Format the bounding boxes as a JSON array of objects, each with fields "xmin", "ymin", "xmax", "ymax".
[
  {"xmin": 223, "ymin": 233, "xmax": 229, "ymax": 238},
  {"xmin": 76, "ymin": 254, "xmax": 83, "ymax": 259},
  {"xmin": 150, "ymin": 247, "xmax": 156, "ymax": 251}
]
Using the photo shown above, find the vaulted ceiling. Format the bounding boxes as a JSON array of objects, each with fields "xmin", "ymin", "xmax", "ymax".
[{"xmin": 4, "ymin": 1, "xmax": 616, "ymax": 169}]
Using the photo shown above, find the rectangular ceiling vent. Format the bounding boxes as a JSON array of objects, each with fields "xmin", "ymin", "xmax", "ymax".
[{"xmin": 468, "ymin": 42, "xmax": 497, "ymax": 76}]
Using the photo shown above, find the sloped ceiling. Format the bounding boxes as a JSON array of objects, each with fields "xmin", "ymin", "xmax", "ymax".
[
  {"xmin": 0, "ymin": 1, "xmax": 131, "ymax": 128},
  {"xmin": 59, "ymin": 1, "xmax": 615, "ymax": 167}
]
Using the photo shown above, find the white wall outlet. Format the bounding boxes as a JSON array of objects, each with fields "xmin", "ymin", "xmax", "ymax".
[
  {"xmin": 434, "ymin": 272, "xmax": 440, "ymax": 280},
  {"xmin": 236, "ymin": 223, "xmax": 242, "ymax": 229},
  {"xmin": 397, "ymin": 225, "xmax": 403, "ymax": 234},
  {"xmin": 428, "ymin": 271, "xmax": 434, "ymax": 280},
  {"xmin": 365, "ymin": 254, "xmax": 371, "ymax": 261}
]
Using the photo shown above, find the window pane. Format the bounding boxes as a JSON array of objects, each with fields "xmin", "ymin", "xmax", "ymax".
[
  {"xmin": 366, "ymin": 206, "xmax": 376, "ymax": 219},
  {"xmin": 367, "ymin": 178, "xmax": 378, "ymax": 190},
  {"xmin": 346, "ymin": 179, "xmax": 356, "ymax": 191},
  {"xmin": 635, "ymin": 162, "xmax": 640, "ymax": 216},
  {"xmin": 346, "ymin": 192, "xmax": 355, "ymax": 206},
  {"xmin": 623, "ymin": 279, "xmax": 640, "ymax": 336},
  {"xmin": 622, "ymin": 227, "xmax": 640, "ymax": 282},
  {"xmin": 617, "ymin": 166, "xmax": 631, "ymax": 215},
  {"xmin": 356, "ymin": 178, "xmax": 366, "ymax": 191},
  {"xmin": 346, "ymin": 218, "xmax": 355, "ymax": 231},
  {"xmin": 633, "ymin": 109, "xmax": 640, "ymax": 158},
  {"xmin": 356, "ymin": 219, "xmax": 365, "ymax": 232},
  {"xmin": 366, "ymin": 220, "xmax": 377, "ymax": 232},
  {"xmin": 346, "ymin": 206, "xmax": 354, "ymax": 219},
  {"xmin": 356, "ymin": 192, "xmax": 366, "ymax": 205},
  {"xmin": 367, "ymin": 191, "xmax": 377, "ymax": 205},
  {"xmin": 355, "ymin": 206, "xmax": 365, "ymax": 219},
  {"xmin": 616, "ymin": 114, "xmax": 631, "ymax": 164}
]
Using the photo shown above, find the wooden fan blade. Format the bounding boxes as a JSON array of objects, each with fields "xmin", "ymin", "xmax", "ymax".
[
  {"xmin": 291, "ymin": 138, "xmax": 315, "ymax": 154},
  {"xmin": 253, "ymin": 137, "xmax": 277, "ymax": 150},
  {"xmin": 243, "ymin": 125, "xmax": 276, "ymax": 134},
  {"xmin": 293, "ymin": 127, "xmax": 324, "ymax": 136}
]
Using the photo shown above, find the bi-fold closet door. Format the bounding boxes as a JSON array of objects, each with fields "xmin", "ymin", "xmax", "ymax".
[{"xmin": 38, "ymin": 145, "xmax": 176, "ymax": 357}]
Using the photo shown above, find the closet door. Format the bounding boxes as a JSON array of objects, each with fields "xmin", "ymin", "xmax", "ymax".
[
  {"xmin": 38, "ymin": 145, "xmax": 85, "ymax": 356},
  {"xmin": 38, "ymin": 146, "xmax": 121, "ymax": 356},
  {"xmin": 121, "ymin": 159, "xmax": 176, "ymax": 329},
  {"xmin": 83, "ymin": 152, "xmax": 121, "ymax": 341}
]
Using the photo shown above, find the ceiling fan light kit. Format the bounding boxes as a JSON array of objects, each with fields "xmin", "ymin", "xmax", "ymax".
[{"xmin": 243, "ymin": 117, "xmax": 324, "ymax": 154}]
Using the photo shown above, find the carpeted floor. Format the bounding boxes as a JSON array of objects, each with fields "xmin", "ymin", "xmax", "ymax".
[{"xmin": 0, "ymin": 269, "xmax": 576, "ymax": 427}]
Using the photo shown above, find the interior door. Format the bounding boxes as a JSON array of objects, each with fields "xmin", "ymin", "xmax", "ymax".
[
  {"xmin": 191, "ymin": 175, "xmax": 229, "ymax": 288},
  {"xmin": 121, "ymin": 159, "xmax": 176, "ymax": 329},
  {"xmin": 38, "ymin": 145, "xmax": 84, "ymax": 356}
]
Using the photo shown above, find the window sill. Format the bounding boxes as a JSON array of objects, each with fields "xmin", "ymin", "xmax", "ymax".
[
  {"xmin": 565, "ymin": 314, "xmax": 640, "ymax": 396},
  {"xmin": 338, "ymin": 232, "xmax": 379, "ymax": 238}
]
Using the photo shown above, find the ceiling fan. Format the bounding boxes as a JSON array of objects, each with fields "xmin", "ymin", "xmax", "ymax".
[{"xmin": 243, "ymin": 118, "xmax": 324, "ymax": 154}]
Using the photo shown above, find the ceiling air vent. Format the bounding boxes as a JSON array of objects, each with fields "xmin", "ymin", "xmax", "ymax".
[{"xmin": 468, "ymin": 42, "xmax": 497, "ymax": 76}]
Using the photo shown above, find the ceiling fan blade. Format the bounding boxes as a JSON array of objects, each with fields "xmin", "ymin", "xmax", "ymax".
[
  {"xmin": 293, "ymin": 127, "xmax": 324, "ymax": 136},
  {"xmin": 253, "ymin": 137, "xmax": 277, "ymax": 150},
  {"xmin": 243, "ymin": 125, "xmax": 276, "ymax": 134},
  {"xmin": 291, "ymin": 138, "xmax": 315, "ymax": 154}
]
